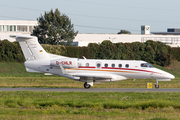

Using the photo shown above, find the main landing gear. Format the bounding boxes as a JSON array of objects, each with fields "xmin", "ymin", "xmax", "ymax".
[
  {"xmin": 83, "ymin": 80, "xmax": 93, "ymax": 89},
  {"xmin": 155, "ymin": 81, "xmax": 159, "ymax": 89},
  {"xmin": 84, "ymin": 82, "xmax": 91, "ymax": 89}
]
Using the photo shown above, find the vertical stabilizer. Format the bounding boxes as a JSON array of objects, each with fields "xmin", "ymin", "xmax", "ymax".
[{"xmin": 10, "ymin": 35, "xmax": 49, "ymax": 61}]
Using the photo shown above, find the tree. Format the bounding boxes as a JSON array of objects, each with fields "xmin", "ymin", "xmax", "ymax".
[
  {"xmin": 117, "ymin": 30, "xmax": 131, "ymax": 34},
  {"xmin": 31, "ymin": 8, "xmax": 78, "ymax": 45}
]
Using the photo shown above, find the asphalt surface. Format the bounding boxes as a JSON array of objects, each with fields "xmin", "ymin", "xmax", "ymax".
[{"xmin": 0, "ymin": 88, "xmax": 180, "ymax": 92}]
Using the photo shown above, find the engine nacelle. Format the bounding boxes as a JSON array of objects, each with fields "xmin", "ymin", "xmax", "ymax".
[{"xmin": 50, "ymin": 58, "xmax": 78, "ymax": 68}]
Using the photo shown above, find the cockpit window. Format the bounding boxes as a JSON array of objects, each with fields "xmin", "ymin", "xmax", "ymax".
[
  {"xmin": 146, "ymin": 63, "xmax": 154, "ymax": 68},
  {"xmin": 141, "ymin": 63, "xmax": 148, "ymax": 67},
  {"xmin": 141, "ymin": 63, "xmax": 154, "ymax": 68}
]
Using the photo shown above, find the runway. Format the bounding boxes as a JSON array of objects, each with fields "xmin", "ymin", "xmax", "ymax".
[{"xmin": 0, "ymin": 88, "xmax": 180, "ymax": 92}]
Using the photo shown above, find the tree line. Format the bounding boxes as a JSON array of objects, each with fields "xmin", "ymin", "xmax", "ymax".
[
  {"xmin": 1, "ymin": 39, "xmax": 180, "ymax": 66},
  {"xmin": 63, "ymin": 40, "xmax": 172, "ymax": 66}
]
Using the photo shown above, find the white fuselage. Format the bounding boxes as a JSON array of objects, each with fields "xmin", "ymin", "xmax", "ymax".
[{"xmin": 24, "ymin": 58, "xmax": 175, "ymax": 83}]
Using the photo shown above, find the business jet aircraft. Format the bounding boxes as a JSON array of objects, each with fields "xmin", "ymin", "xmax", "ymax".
[{"xmin": 10, "ymin": 35, "xmax": 175, "ymax": 89}]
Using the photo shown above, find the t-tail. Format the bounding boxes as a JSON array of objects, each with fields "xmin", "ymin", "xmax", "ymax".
[
  {"xmin": 9, "ymin": 35, "xmax": 73, "ymax": 78},
  {"xmin": 10, "ymin": 35, "xmax": 49, "ymax": 61}
]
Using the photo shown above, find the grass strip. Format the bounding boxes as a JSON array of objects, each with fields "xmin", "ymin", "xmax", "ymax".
[{"xmin": 0, "ymin": 91, "xmax": 180, "ymax": 119}]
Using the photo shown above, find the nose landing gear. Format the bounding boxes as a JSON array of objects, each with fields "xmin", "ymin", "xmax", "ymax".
[{"xmin": 155, "ymin": 81, "xmax": 159, "ymax": 89}]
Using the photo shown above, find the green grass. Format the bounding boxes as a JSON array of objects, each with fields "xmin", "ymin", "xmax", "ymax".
[
  {"xmin": 0, "ymin": 62, "xmax": 45, "ymax": 77},
  {"xmin": 0, "ymin": 91, "xmax": 180, "ymax": 119}
]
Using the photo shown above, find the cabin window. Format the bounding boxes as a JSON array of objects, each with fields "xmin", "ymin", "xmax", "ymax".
[
  {"xmin": 104, "ymin": 63, "xmax": 108, "ymax": 67},
  {"xmin": 86, "ymin": 63, "xmax": 89, "ymax": 67},
  {"xmin": 125, "ymin": 64, "xmax": 129, "ymax": 68},
  {"xmin": 97, "ymin": 63, "xmax": 101, "ymax": 68},
  {"xmin": 111, "ymin": 64, "xmax": 115, "ymax": 68},
  {"xmin": 118, "ymin": 64, "xmax": 122, "ymax": 68}
]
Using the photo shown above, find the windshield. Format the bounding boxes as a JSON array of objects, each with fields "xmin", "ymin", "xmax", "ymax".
[{"xmin": 141, "ymin": 63, "xmax": 154, "ymax": 68}]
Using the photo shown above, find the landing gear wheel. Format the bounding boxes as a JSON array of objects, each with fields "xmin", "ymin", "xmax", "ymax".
[
  {"xmin": 155, "ymin": 81, "xmax": 159, "ymax": 89},
  {"xmin": 84, "ymin": 82, "xmax": 91, "ymax": 89},
  {"xmin": 155, "ymin": 85, "xmax": 159, "ymax": 89}
]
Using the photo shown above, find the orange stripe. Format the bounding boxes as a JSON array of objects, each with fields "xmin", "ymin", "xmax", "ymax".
[{"xmin": 65, "ymin": 68, "xmax": 136, "ymax": 73}]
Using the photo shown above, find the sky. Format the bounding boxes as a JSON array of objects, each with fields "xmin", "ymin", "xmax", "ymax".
[{"xmin": 0, "ymin": 0, "xmax": 180, "ymax": 34}]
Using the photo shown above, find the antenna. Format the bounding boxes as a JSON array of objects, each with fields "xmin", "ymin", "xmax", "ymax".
[{"xmin": 82, "ymin": 56, "xmax": 87, "ymax": 60}]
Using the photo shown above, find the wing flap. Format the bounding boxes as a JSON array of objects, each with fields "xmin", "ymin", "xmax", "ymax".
[
  {"xmin": 72, "ymin": 74, "xmax": 112, "ymax": 79},
  {"xmin": 72, "ymin": 73, "xmax": 127, "ymax": 81}
]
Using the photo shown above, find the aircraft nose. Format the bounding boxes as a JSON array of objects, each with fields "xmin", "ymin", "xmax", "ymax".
[{"xmin": 165, "ymin": 73, "xmax": 175, "ymax": 79}]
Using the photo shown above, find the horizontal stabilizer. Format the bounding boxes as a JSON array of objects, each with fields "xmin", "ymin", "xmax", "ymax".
[{"xmin": 10, "ymin": 35, "xmax": 33, "ymax": 40}]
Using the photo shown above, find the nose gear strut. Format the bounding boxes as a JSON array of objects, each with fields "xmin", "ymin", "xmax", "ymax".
[{"xmin": 155, "ymin": 80, "xmax": 159, "ymax": 89}]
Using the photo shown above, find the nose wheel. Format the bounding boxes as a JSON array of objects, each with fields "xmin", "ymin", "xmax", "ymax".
[
  {"xmin": 155, "ymin": 85, "xmax": 159, "ymax": 89},
  {"xmin": 84, "ymin": 82, "xmax": 91, "ymax": 89}
]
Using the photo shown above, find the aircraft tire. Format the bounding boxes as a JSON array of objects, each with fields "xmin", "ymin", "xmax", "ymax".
[
  {"xmin": 155, "ymin": 85, "xmax": 159, "ymax": 89},
  {"xmin": 84, "ymin": 82, "xmax": 91, "ymax": 89}
]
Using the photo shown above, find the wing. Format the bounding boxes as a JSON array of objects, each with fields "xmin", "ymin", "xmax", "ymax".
[
  {"xmin": 72, "ymin": 74, "xmax": 112, "ymax": 79},
  {"xmin": 59, "ymin": 64, "xmax": 127, "ymax": 81},
  {"xmin": 72, "ymin": 73, "xmax": 127, "ymax": 81}
]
